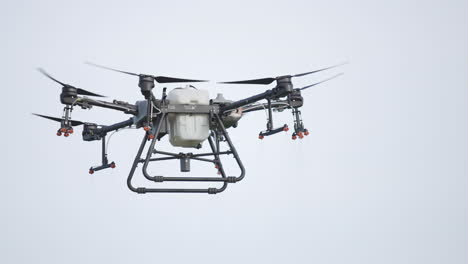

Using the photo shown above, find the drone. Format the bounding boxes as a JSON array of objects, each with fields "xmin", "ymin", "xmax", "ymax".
[{"xmin": 34, "ymin": 62, "xmax": 345, "ymax": 194}]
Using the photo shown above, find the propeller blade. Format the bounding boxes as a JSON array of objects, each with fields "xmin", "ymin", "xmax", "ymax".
[
  {"xmin": 76, "ymin": 88, "xmax": 105, "ymax": 97},
  {"xmin": 218, "ymin": 77, "xmax": 276, "ymax": 85},
  {"xmin": 37, "ymin": 68, "xmax": 67, "ymax": 86},
  {"xmin": 218, "ymin": 62, "xmax": 347, "ymax": 85},
  {"xmin": 292, "ymin": 62, "xmax": 348, "ymax": 78},
  {"xmin": 38, "ymin": 67, "xmax": 106, "ymax": 97},
  {"xmin": 85, "ymin": 61, "xmax": 140, "ymax": 76},
  {"xmin": 155, "ymin": 76, "xmax": 208, "ymax": 83},
  {"xmin": 86, "ymin": 62, "xmax": 208, "ymax": 83},
  {"xmin": 33, "ymin": 113, "xmax": 85, "ymax": 126},
  {"xmin": 298, "ymin": 73, "xmax": 344, "ymax": 91}
]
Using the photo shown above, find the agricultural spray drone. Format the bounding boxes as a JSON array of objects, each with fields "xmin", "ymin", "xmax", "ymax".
[{"xmin": 34, "ymin": 62, "xmax": 345, "ymax": 194}]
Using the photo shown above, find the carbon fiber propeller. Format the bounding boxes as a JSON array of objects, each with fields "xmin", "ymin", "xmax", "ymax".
[
  {"xmin": 85, "ymin": 62, "xmax": 208, "ymax": 83},
  {"xmin": 37, "ymin": 68, "xmax": 105, "ymax": 97},
  {"xmin": 218, "ymin": 62, "xmax": 347, "ymax": 85},
  {"xmin": 298, "ymin": 73, "xmax": 344, "ymax": 90},
  {"xmin": 32, "ymin": 113, "xmax": 85, "ymax": 126}
]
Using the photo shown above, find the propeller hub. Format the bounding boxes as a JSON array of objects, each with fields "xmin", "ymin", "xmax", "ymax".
[
  {"xmin": 138, "ymin": 75, "xmax": 155, "ymax": 96},
  {"xmin": 275, "ymin": 76, "xmax": 293, "ymax": 94},
  {"xmin": 60, "ymin": 86, "xmax": 78, "ymax": 105}
]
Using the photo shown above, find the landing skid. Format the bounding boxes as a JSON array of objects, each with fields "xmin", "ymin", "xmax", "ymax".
[{"xmin": 127, "ymin": 113, "xmax": 245, "ymax": 194}]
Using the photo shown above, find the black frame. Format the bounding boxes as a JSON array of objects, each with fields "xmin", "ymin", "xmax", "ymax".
[{"xmin": 126, "ymin": 110, "xmax": 245, "ymax": 194}]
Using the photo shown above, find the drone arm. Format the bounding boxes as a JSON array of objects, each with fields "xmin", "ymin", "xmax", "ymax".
[
  {"xmin": 241, "ymin": 101, "xmax": 289, "ymax": 113},
  {"xmin": 220, "ymin": 89, "xmax": 274, "ymax": 112},
  {"xmin": 75, "ymin": 97, "xmax": 137, "ymax": 115},
  {"xmin": 99, "ymin": 118, "xmax": 135, "ymax": 134}
]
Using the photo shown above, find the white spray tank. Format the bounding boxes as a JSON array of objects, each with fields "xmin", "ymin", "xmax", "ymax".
[{"xmin": 166, "ymin": 86, "xmax": 210, "ymax": 148}]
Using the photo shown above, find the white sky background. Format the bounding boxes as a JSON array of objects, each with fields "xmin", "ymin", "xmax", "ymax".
[{"xmin": 1, "ymin": 0, "xmax": 467, "ymax": 263}]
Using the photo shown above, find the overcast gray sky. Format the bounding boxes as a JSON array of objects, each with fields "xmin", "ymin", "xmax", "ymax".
[{"xmin": 1, "ymin": 0, "xmax": 467, "ymax": 263}]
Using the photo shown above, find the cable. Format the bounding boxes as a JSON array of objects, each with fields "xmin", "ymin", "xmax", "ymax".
[
  {"xmin": 105, "ymin": 126, "xmax": 137, "ymax": 155},
  {"xmin": 150, "ymin": 100, "xmax": 162, "ymax": 116}
]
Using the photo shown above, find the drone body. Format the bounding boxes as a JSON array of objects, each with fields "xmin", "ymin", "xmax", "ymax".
[{"xmin": 34, "ymin": 62, "xmax": 345, "ymax": 194}]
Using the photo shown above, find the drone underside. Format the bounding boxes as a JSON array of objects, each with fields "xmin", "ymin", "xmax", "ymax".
[{"xmin": 34, "ymin": 62, "xmax": 345, "ymax": 194}]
